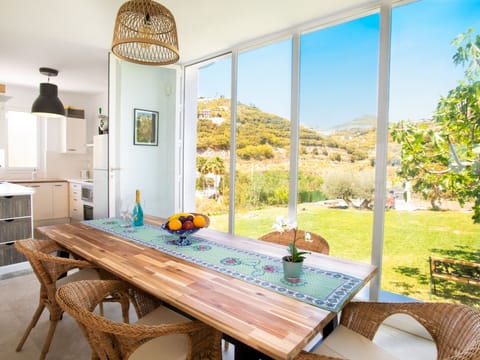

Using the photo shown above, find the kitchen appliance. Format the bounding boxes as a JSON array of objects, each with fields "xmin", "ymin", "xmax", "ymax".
[
  {"xmin": 83, "ymin": 204, "xmax": 94, "ymax": 220},
  {"xmin": 93, "ymin": 134, "xmax": 109, "ymax": 219},
  {"xmin": 81, "ymin": 183, "xmax": 93, "ymax": 203}
]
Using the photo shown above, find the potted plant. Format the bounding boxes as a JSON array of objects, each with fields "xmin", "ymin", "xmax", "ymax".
[{"xmin": 272, "ymin": 217, "xmax": 312, "ymax": 282}]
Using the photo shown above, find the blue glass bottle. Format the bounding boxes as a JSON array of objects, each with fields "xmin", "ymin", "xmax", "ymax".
[{"xmin": 132, "ymin": 189, "xmax": 144, "ymax": 226}]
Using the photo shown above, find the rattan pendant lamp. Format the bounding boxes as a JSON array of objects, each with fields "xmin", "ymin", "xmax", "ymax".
[{"xmin": 111, "ymin": 0, "xmax": 179, "ymax": 65}]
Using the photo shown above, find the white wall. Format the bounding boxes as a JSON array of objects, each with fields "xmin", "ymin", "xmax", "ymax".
[
  {"xmin": 111, "ymin": 60, "xmax": 177, "ymax": 218},
  {"xmin": 1, "ymin": 84, "xmax": 107, "ymax": 180}
]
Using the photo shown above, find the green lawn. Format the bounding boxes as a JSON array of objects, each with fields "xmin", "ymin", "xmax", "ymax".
[{"xmin": 209, "ymin": 207, "xmax": 479, "ymax": 308}]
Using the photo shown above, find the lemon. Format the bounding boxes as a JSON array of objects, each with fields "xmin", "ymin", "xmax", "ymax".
[
  {"xmin": 168, "ymin": 219, "xmax": 182, "ymax": 231},
  {"xmin": 193, "ymin": 215, "xmax": 206, "ymax": 228}
]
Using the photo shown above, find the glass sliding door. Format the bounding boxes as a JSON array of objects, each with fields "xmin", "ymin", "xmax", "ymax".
[
  {"xmin": 297, "ymin": 14, "xmax": 380, "ymax": 263},
  {"xmin": 387, "ymin": 0, "xmax": 480, "ymax": 305},
  {"xmin": 234, "ymin": 39, "xmax": 293, "ymax": 238},
  {"xmin": 194, "ymin": 56, "xmax": 232, "ymax": 231}
]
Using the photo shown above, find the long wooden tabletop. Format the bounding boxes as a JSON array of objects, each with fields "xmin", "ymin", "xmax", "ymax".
[{"xmin": 37, "ymin": 216, "xmax": 377, "ymax": 360}]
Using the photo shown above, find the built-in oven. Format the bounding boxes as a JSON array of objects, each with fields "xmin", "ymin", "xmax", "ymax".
[
  {"xmin": 81, "ymin": 183, "xmax": 93, "ymax": 203},
  {"xmin": 81, "ymin": 183, "xmax": 94, "ymax": 220}
]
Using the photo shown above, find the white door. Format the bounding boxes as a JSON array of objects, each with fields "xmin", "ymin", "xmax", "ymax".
[{"xmin": 108, "ymin": 57, "xmax": 179, "ymax": 219}]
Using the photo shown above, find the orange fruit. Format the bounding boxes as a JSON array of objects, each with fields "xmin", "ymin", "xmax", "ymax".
[
  {"xmin": 193, "ymin": 215, "xmax": 206, "ymax": 228},
  {"xmin": 168, "ymin": 219, "xmax": 182, "ymax": 231}
]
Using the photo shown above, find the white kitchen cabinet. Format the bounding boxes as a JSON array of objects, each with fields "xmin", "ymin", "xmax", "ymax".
[
  {"xmin": 69, "ymin": 182, "xmax": 83, "ymax": 221},
  {"xmin": 23, "ymin": 182, "xmax": 69, "ymax": 221},
  {"xmin": 61, "ymin": 117, "xmax": 86, "ymax": 154},
  {"xmin": 25, "ymin": 183, "xmax": 51, "ymax": 220},
  {"xmin": 52, "ymin": 183, "xmax": 68, "ymax": 218}
]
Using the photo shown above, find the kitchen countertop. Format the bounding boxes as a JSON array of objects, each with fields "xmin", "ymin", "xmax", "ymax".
[
  {"xmin": 0, "ymin": 182, "xmax": 34, "ymax": 196},
  {"xmin": 4, "ymin": 178, "xmax": 67, "ymax": 184},
  {"xmin": 67, "ymin": 179, "xmax": 93, "ymax": 185}
]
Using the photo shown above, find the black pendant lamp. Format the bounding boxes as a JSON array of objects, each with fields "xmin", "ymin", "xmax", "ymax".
[{"xmin": 31, "ymin": 67, "xmax": 65, "ymax": 118}]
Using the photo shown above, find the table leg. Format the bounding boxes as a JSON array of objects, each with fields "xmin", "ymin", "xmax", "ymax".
[
  {"xmin": 323, "ymin": 315, "xmax": 338, "ymax": 337},
  {"xmin": 224, "ymin": 335, "xmax": 273, "ymax": 360}
]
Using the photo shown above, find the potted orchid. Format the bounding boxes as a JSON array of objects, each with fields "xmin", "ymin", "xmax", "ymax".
[{"xmin": 272, "ymin": 216, "xmax": 312, "ymax": 281}]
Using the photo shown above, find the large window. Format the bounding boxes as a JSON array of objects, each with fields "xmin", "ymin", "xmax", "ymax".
[
  {"xmin": 297, "ymin": 14, "xmax": 379, "ymax": 263},
  {"xmin": 185, "ymin": 0, "xmax": 479, "ymax": 307},
  {"xmin": 386, "ymin": 0, "xmax": 480, "ymax": 307},
  {"xmin": 6, "ymin": 111, "xmax": 38, "ymax": 168},
  {"xmin": 234, "ymin": 40, "xmax": 292, "ymax": 237}
]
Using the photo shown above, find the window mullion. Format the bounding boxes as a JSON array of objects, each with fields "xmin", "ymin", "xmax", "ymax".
[
  {"xmin": 370, "ymin": 3, "xmax": 392, "ymax": 301},
  {"xmin": 288, "ymin": 33, "xmax": 300, "ymax": 222}
]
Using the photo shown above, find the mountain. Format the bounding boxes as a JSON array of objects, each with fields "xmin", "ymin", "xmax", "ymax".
[
  {"xmin": 197, "ymin": 98, "xmax": 377, "ymax": 164},
  {"xmin": 330, "ymin": 115, "xmax": 377, "ymax": 131}
]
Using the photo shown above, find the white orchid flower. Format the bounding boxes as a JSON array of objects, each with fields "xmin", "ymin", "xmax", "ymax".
[
  {"xmin": 287, "ymin": 221, "xmax": 297, "ymax": 230},
  {"xmin": 273, "ymin": 216, "xmax": 287, "ymax": 232},
  {"xmin": 304, "ymin": 232, "xmax": 312, "ymax": 242},
  {"xmin": 272, "ymin": 222, "xmax": 284, "ymax": 232}
]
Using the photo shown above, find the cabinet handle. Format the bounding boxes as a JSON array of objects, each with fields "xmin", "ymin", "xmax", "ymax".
[
  {"xmin": 2, "ymin": 196, "xmax": 13, "ymax": 199},
  {"xmin": 54, "ymin": 184, "xmax": 64, "ymax": 187},
  {"xmin": 29, "ymin": 185, "xmax": 40, "ymax": 188},
  {"xmin": 68, "ymin": 148, "xmax": 76, "ymax": 151}
]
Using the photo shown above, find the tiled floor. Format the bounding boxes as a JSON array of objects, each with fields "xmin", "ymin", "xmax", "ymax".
[{"xmin": 1, "ymin": 267, "xmax": 437, "ymax": 360}]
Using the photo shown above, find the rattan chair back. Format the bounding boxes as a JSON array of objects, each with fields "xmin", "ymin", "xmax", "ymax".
[
  {"xmin": 259, "ymin": 229, "xmax": 330, "ymax": 255},
  {"xmin": 14, "ymin": 238, "xmax": 98, "ymax": 360},
  {"xmin": 56, "ymin": 279, "xmax": 222, "ymax": 360},
  {"xmin": 295, "ymin": 301, "xmax": 480, "ymax": 360}
]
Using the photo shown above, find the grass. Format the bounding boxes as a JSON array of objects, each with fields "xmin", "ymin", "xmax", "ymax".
[{"xmin": 209, "ymin": 206, "xmax": 480, "ymax": 309}]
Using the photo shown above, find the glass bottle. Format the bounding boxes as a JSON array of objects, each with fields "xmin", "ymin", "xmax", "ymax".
[{"xmin": 132, "ymin": 189, "xmax": 144, "ymax": 226}]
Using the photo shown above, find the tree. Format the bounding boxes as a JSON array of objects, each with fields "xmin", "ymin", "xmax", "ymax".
[
  {"xmin": 322, "ymin": 169, "xmax": 374, "ymax": 209},
  {"xmin": 196, "ymin": 156, "xmax": 226, "ymax": 199},
  {"xmin": 391, "ymin": 29, "xmax": 480, "ymax": 222}
]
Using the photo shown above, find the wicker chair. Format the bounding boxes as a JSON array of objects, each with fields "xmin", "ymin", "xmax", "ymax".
[
  {"xmin": 55, "ymin": 279, "xmax": 223, "ymax": 360},
  {"xmin": 14, "ymin": 238, "xmax": 124, "ymax": 360},
  {"xmin": 259, "ymin": 229, "xmax": 330, "ymax": 255},
  {"xmin": 295, "ymin": 301, "xmax": 480, "ymax": 360}
]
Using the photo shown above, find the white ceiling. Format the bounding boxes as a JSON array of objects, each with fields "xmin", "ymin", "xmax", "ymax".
[{"xmin": 0, "ymin": 0, "xmax": 376, "ymax": 95}]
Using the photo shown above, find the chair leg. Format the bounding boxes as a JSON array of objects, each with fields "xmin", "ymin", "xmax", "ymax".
[
  {"xmin": 99, "ymin": 302, "xmax": 104, "ymax": 316},
  {"xmin": 120, "ymin": 296, "xmax": 130, "ymax": 324},
  {"xmin": 16, "ymin": 303, "xmax": 46, "ymax": 351},
  {"xmin": 39, "ymin": 318, "xmax": 59, "ymax": 360}
]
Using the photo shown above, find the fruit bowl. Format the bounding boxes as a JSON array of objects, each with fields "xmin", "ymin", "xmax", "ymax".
[{"xmin": 161, "ymin": 213, "xmax": 209, "ymax": 246}]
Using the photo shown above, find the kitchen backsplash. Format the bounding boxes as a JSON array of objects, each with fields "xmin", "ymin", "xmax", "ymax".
[{"xmin": 45, "ymin": 151, "xmax": 92, "ymax": 179}]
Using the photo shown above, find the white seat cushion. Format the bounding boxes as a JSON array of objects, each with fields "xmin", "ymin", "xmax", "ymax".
[
  {"xmin": 56, "ymin": 268, "xmax": 100, "ymax": 287},
  {"xmin": 129, "ymin": 306, "xmax": 191, "ymax": 360},
  {"xmin": 312, "ymin": 325, "xmax": 400, "ymax": 360},
  {"xmin": 374, "ymin": 322, "xmax": 436, "ymax": 359}
]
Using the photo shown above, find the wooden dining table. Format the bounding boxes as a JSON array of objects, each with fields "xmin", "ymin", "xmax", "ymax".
[{"xmin": 37, "ymin": 215, "xmax": 377, "ymax": 360}]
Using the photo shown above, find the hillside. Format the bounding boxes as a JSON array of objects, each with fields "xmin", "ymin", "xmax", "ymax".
[{"xmin": 197, "ymin": 98, "xmax": 386, "ymax": 168}]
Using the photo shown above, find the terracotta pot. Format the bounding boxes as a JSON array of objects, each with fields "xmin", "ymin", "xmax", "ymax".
[{"xmin": 282, "ymin": 255, "xmax": 303, "ymax": 282}]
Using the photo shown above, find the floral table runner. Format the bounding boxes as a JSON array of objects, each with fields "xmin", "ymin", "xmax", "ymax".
[{"xmin": 85, "ymin": 218, "xmax": 362, "ymax": 312}]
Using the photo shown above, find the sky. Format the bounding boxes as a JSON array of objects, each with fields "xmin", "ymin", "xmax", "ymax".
[{"xmin": 199, "ymin": 0, "xmax": 480, "ymax": 130}]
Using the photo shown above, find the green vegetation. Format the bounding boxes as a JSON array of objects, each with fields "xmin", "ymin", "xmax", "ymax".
[
  {"xmin": 391, "ymin": 29, "xmax": 480, "ymax": 223},
  {"xmin": 209, "ymin": 207, "xmax": 479, "ymax": 309}
]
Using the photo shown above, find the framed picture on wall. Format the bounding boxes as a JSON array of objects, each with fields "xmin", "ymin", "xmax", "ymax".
[{"xmin": 134, "ymin": 108, "xmax": 158, "ymax": 146}]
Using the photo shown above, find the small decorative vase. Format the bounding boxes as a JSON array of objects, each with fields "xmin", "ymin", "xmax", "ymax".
[{"xmin": 282, "ymin": 256, "xmax": 303, "ymax": 283}]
